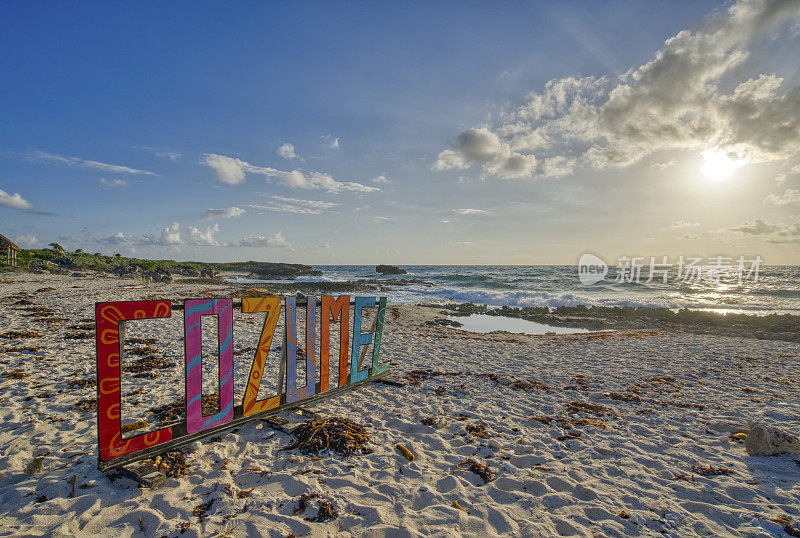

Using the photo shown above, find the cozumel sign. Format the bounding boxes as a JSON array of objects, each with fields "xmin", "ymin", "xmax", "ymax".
[{"xmin": 95, "ymin": 295, "xmax": 388, "ymax": 471}]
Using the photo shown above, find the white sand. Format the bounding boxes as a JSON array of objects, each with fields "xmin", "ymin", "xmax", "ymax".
[{"xmin": 0, "ymin": 272, "xmax": 798, "ymax": 537}]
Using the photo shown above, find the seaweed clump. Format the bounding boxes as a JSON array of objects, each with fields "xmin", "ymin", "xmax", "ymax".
[
  {"xmin": 283, "ymin": 417, "xmax": 371, "ymax": 457},
  {"xmin": 457, "ymin": 458, "xmax": 495, "ymax": 483}
]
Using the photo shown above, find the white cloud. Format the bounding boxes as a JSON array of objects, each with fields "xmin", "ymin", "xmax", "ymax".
[
  {"xmin": 452, "ymin": 208, "xmax": 488, "ymax": 215},
  {"xmin": 272, "ymin": 196, "xmax": 338, "ymax": 209},
  {"xmin": 652, "ymin": 160, "xmax": 677, "ymax": 170},
  {"xmin": 371, "ymin": 174, "xmax": 390, "ymax": 184},
  {"xmin": 680, "ymin": 233, "xmax": 700, "ymax": 240},
  {"xmin": 727, "ymin": 219, "xmax": 800, "ymax": 243},
  {"xmin": 433, "ymin": 127, "xmax": 538, "ymax": 179},
  {"xmin": 374, "ymin": 216, "xmax": 390, "ymax": 223},
  {"xmin": 729, "ymin": 219, "xmax": 779, "ymax": 235},
  {"xmin": 156, "ymin": 151, "xmax": 181, "ymax": 161},
  {"xmin": 434, "ymin": 0, "xmax": 800, "ymax": 179},
  {"xmin": 186, "ymin": 223, "xmax": 219, "ymax": 246},
  {"xmin": 14, "ymin": 233, "xmax": 39, "ymax": 248},
  {"xmin": 764, "ymin": 188, "xmax": 800, "ymax": 206},
  {"xmin": 203, "ymin": 153, "xmax": 378, "ymax": 193},
  {"xmin": 31, "ymin": 150, "xmax": 154, "ymax": 175},
  {"xmin": 670, "ymin": 220, "xmax": 700, "ymax": 229},
  {"xmin": 245, "ymin": 196, "xmax": 338, "ymax": 215},
  {"xmin": 0, "ymin": 189, "xmax": 34, "ymax": 211},
  {"xmin": 234, "ymin": 232, "xmax": 293, "ymax": 249},
  {"xmin": 278, "ymin": 143, "xmax": 297, "ymax": 159},
  {"xmin": 202, "ymin": 206, "xmax": 246, "ymax": 220},
  {"xmin": 455, "ymin": 241, "xmax": 473, "ymax": 246},
  {"xmin": 99, "ymin": 178, "xmax": 129, "ymax": 188},
  {"xmin": 160, "ymin": 221, "xmax": 181, "ymax": 245},
  {"xmin": 136, "ymin": 146, "xmax": 182, "ymax": 161},
  {"xmin": 323, "ymin": 135, "xmax": 340, "ymax": 149},
  {"xmin": 776, "ymin": 173, "xmax": 787, "ymax": 184},
  {"xmin": 204, "ymin": 154, "xmax": 249, "ymax": 185}
]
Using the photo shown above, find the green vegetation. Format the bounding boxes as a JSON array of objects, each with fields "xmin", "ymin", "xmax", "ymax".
[{"xmin": 11, "ymin": 246, "xmax": 320, "ymax": 279}]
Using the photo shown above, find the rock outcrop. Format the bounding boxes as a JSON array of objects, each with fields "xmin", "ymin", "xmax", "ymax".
[
  {"xmin": 745, "ymin": 424, "xmax": 800, "ymax": 456},
  {"xmin": 376, "ymin": 265, "xmax": 407, "ymax": 275}
]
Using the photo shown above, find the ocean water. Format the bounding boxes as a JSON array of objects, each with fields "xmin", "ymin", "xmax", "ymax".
[{"xmin": 231, "ymin": 265, "xmax": 800, "ymax": 315}]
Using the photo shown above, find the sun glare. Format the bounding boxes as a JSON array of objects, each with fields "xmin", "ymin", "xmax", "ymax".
[{"xmin": 701, "ymin": 149, "xmax": 740, "ymax": 181}]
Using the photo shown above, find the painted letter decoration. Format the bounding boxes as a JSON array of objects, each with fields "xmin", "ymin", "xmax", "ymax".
[{"xmin": 95, "ymin": 295, "xmax": 389, "ymax": 470}]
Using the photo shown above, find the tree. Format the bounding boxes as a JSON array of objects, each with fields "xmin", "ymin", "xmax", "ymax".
[
  {"xmin": 17, "ymin": 250, "xmax": 33, "ymax": 270},
  {"xmin": 48, "ymin": 242, "xmax": 66, "ymax": 255}
]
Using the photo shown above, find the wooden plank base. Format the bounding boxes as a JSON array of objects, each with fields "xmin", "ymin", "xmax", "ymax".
[{"xmin": 117, "ymin": 460, "xmax": 166, "ymax": 489}]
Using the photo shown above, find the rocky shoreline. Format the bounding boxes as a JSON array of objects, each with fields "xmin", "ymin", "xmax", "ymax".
[
  {"xmin": 436, "ymin": 303, "xmax": 800, "ymax": 343},
  {"xmin": 5, "ymin": 248, "xmax": 798, "ymax": 343}
]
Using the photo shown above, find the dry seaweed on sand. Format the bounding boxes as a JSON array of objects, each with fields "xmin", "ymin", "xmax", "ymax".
[
  {"xmin": 402, "ymin": 369, "xmax": 461, "ymax": 386},
  {"xmin": 5, "ymin": 370, "xmax": 27, "ymax": 379},
  {"xmin": 20, "ymin": 306, "xmax": 55, "ymax": 315},
  {"xmin": 282, "ymin": 417, "xmax": 371, "ymax": 457},
  {"xmin": 67, "ymin": 377, "xmax": 96, "ymax": 389},
  {"xmin": 557, "ymin": 431, "xmax": 583, "ymax": 441},
  {"xmin": 465, "ymin": 422, "xmax": 492, "ymax": 438},
  {"xmin": 3, "ymin": 345, "xmax": 41, "ymax": 353},
  {"xmin": 293, "ymin": 492, "xmax": 318, "ymax": 515},
  {"xmin": 530, "ymin": 414, "xmax": 608, "ymax": 430},
  {"xmin": 126, "ymin": 337, "xmax": 157, "ymax": 345},
  {"xmin": 63, "ymin": 331, "xmax": 92, "ymax": 340},
  {"xmin": 148, "ymin": 393, "xmax": 220, "ymax": 425},
  {"xmin": 607, "ymin": 392, "xmax": 642, "ymax": 403},
  {"xmin": 123, "ymin": 355, "xmax": 174, "ymax": 374},
  {"xmin": 74, "ymin": 398, "xmax": 97, "ymax": 413},
  {"xmin": 314, "ymin": 500, "xmax": 338, "ymax": 522},
  {"xmin": 456, "ymin": 458, "xmax": 495, "ymax": 483},
  {"xmin": 294, "ymin": 493, "xmax": 339, "ymax": 521},
  {"xmin": 420, "ymin": 417, "xmax": 438, "ymax": 427},
  {"xmin": 192, "ymin": 499, "xmax": 214, "ymax": 521},
  {"xmin": 691, "ymin": 464, "xmax": 734, "ymax": 477},
  {"xmin": 147, "ymin": 450, "xmax": 190, "ymax": 478},
  {"xmin": 0, "ymin": 330, "xmax": 42, "ymax": 339},
  {"xmin": 126, "ymin": 344, "xmax": 159, "ymax": 356},
  {"xmin": 566, "ymin": 401, "xmax": 619, "ymax": 418}
]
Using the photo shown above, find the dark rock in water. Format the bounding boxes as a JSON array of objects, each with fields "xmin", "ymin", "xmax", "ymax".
[
  {"xmin": 424, "ymin": 318, "xmax": 462, "ymax": 328},
  {"xmin": 376, "ymin": 265, "xmax": 407, "ymax": 275}
]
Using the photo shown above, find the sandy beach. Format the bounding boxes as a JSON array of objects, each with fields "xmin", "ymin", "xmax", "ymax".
[{"xmin": 0, "ymin": 272, "xmax": 798, "ymax": 537}]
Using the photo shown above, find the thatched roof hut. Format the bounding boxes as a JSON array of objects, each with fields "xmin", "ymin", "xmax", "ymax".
[{"xmin": 0, "ymin": 234, "xmax": 20, "ymax": 266}]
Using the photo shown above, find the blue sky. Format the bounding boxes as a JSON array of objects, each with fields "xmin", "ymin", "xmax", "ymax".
[{"xmin": 2, "ymin": 1, "xmax": 799, "ymax": 264}]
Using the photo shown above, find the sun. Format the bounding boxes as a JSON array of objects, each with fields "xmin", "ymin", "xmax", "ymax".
[{"xmin": 701, "ymin": 148, "xmax": 741, "ymax": 181}]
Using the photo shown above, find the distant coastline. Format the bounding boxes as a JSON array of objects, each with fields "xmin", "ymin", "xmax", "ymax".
[{"xmin": 3, "ymin": 248, "xmax": 799, "ymax": 343}]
